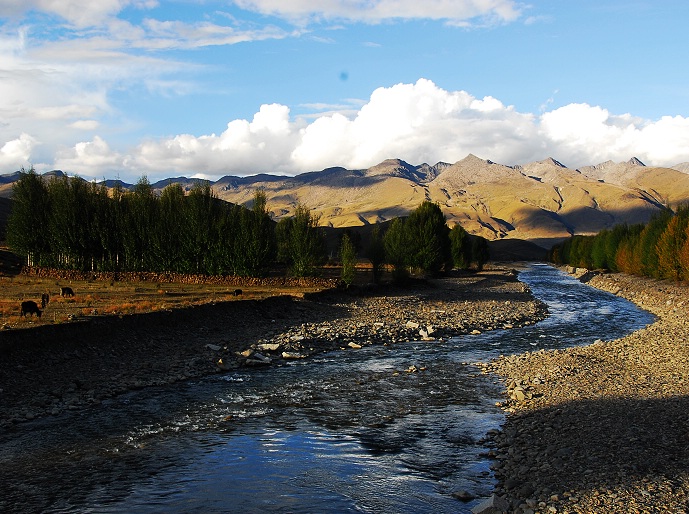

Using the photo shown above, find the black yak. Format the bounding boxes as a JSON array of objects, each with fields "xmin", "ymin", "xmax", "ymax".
[{"xmin": 20, "ymin": 300, "xmax": 42, "ymax": 318}]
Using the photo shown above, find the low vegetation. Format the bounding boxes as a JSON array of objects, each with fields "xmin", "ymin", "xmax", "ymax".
[{"xmin": 0, "ymin": 272, "xmax": 330, "ymax": 330}]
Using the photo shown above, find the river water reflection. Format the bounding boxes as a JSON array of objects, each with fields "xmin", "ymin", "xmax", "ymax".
[{"xmin": 0, "ymin": 264, "xmax": 655, "ymax": 513}]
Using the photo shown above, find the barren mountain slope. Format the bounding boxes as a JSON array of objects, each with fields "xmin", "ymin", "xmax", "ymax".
[
  {"xmin": 215, "ymin": 161, "xmax": 431, "ymax": 227},
  {"xmin": 4, "ymin": 155, "xmax": 689, "ymax": 246},
  {"xmin": 211, "ymin": 155, "xmax": 689, "ymax": 244}
]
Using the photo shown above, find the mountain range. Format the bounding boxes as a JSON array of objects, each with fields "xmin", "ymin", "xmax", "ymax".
[{"xmin": 3, "ymin": 154, "xmax": 689, "ymax": 249}]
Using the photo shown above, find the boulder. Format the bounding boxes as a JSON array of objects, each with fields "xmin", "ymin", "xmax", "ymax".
[
  {"xmin": 257, "ymin": 343, "xmax": 281, "ymax": 351},
  {"xmin": 452, "ymin": 490, "xmax": 476, "ymax": 502},
  {"xmin": 471, "ymin": 494, "xmax": 510, "ymax": 514}
]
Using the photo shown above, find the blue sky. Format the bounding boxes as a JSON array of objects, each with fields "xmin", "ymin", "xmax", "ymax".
[{"xmin": 1, "ymin": 0, "xmax": 688, "ymax": 182}]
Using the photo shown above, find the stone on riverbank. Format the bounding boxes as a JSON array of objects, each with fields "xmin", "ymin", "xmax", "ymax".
[
  {"xmin": 0, "ymin": 268, "xmax": 547, "ymax": 430},
  {"xmin": 486, "ymin": 269, "xmax": 689, "ymax": 512}
]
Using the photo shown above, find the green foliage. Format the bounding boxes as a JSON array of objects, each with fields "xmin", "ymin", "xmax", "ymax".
[
  {"xmin": 449, "ymin": 224, "xmax": 471, "ymax": 269},
  {"xmin": 238, "ymin": 188, "xmax": 276, "ymax": 277},
  {"xmin": 382, "ymin": 203, "xmax": 489, "ymax": 280},
  {"xmin": 276, "ymin": 204, "xmax": 326, "ymax": 277},
  {"xmin": 639, "ymin": 209, "xmax": 673, "ymax": 277},
  {"xmin": 7, "ymin": 167, "xmax": 51, "ymax": 266},
  {"xmin": 656, "ymin": 205, "xmax": 689, "ymax": 280},
  {"xmin": 548, "ymin": 204, "xmax": 689, "ymax": 282},
  {"xmin": 366, "ymin": 225, "xmax": 385, "ymax": 284},
  {"xmin": 339, "ymin": 233, "xmax": 357, "ymax": 286},
  {"xmin": 383, "ymin": 217, "xmax": 409, "ymax": 281},
  {"xmin": 7, "ymin": 173, "xmax": 282, "ymax": 276},
  {"xmin": 404, "ymin": 201, "xmax": 451, "ymax": 274},
  {"xmin": 470, "ymin": 235, "xmax": 490, "ymax": 271}
]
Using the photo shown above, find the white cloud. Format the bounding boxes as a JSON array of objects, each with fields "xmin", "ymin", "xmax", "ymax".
[
  {"xmin": 8, "ymin": 79, "xmax": 689, "ymax": 181},
  {"xmin": 53, "ymin": 135, "xmax": 123, "ymax": 177},
  {"xmin": 0, "ymin": 133, "xmax": 35, "ymax": 169},
  {"xmin": 232, "ymin": 0, "xmax": 523, "ymax": 25},
  {"xmin": 0, "ymin": 0, "xmax": 135, "ymax": 28},
  {"xmin": 68, "ymin": 120, "xmax": 100, "ymax": 130},
  {"xmin": 537, "ymin": 104, "xmax": 689, "ymax": 167}
]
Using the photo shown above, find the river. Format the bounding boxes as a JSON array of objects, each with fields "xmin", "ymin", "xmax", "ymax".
[{"xmin": 0, "ymin": 264, "xmax": 655, "ymax": 513}]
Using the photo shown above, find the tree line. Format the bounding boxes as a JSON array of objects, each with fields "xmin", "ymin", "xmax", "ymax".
[
  {"xmin": 548, "ymin": 204, "xmax": 689, "ymax": 281},
  {"xmin": 7, "ymin": 169, "xmax": 489, "ymax": 280}
]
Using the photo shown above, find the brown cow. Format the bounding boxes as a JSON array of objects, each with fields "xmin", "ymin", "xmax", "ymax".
[
  {"xmin": 20, "ymin": 300, "xmax": 42, "ymax": 318},
  {"xmin": 41, "ymin": 292, "xmax": 50, "ymax": 309},
  {"xmin": 60, "ymin": 286, "xmax": 75, "ymax": 297}
]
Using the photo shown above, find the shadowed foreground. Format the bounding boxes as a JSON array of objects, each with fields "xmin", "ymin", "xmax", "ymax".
[{"xmin": 487, "ymin": 271, "xmax": 689, "ymax": 513}]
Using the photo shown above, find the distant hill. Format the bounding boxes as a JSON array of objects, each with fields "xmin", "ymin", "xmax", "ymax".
[{"xmin": 3, "ymin": 154, "xmax": 689, "ymax": 249}]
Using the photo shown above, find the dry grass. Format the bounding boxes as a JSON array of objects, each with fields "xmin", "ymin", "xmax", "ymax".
[{"xmin": 0, "ymin": 274, "xmax": 326, "ymax": 330}]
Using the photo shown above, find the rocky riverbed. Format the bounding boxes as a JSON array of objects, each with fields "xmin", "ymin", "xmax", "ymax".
[
  {"xmin": 0, "ymin": 268, "xmax": 546, "ymax": 432},
  {"xmin": 484, "ymin": 269, "xmax": 689, "ymax": 513}
]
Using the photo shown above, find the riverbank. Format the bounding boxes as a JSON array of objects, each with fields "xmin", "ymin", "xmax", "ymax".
[
  {"xmin": 485, "ymin": 269, "xmax": 689, "ymax": 513},
  {"xmin": 0, "ymin": 267, "xmax": 547, "ymax": 432}
]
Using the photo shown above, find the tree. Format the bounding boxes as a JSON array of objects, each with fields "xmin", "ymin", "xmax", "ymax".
[
  {"xmin": 449, "ymin": 224, "xmax": 471, "ymax": 269},
  {"xmin": 404, "ymin": 201, "xmax": 451, "ymax": 274},
  {"xmin": 276, "ymin": 204, "xmax": 326, "ymax": 276},
  {"xmin": 383, "ymin": 217, "xmax": 408, "ymax": 282},
  {"xmin": 7, "ymin": 167, "xmax": 50, "ymax": 266},
  {"xmin": 366, "ymin": 224, "xmax": 386, "ymax": 284},
  {"xmin": 639, "ymin": 208, "xmax": 673, "ymax": 278},
  {"xmin": 240, "ymin": 188, "xmax": 276, "ymax": 277},
  {"xmin": 339, "ymin": 233, "xmax": 357, "ymax": 286},
  {"xmin": 121, "ymin": 176, "xmax": 157, "ymax": 271},
  {"xmin": 471, "ymin": 235, "xmax": 490, "ymax": 271},
  {"xmin": 656, "ymin": 205, "xmax": 689, "ymax": 280},
  {"xmin": 154, "ymin": 183, "xmax": 186, "ymax": 272}
]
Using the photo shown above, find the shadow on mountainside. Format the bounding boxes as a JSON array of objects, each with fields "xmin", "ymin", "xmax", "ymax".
[{"xmin": 497, "ymin": 395, "xmax": 689, "ymax": 508}]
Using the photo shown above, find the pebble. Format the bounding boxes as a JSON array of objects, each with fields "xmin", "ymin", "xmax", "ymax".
[
  {"xmin": 485, "ymin": 268, "xmax": 689, "ymax": 512},
  {"xmin": 0, "ymin": 268, "xmax": 547, "ymax": 436}
]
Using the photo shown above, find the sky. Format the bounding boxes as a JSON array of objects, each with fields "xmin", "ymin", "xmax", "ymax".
[{"xmin": 1, "ymin": 0, "xmax": 689, "ymax": 183}]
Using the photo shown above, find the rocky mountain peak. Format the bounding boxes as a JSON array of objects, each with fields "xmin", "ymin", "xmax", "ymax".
[
  {"xmin": 542, "ymin": 157, "xmax": 568, "ymax": 168},
  {"xmin": 627, "ymin": 157, "xmax": 646, "ymax": 166}
]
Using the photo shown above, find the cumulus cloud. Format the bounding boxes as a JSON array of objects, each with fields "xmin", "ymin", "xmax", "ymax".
[
  {"xmin": 0, "ymin": 133, "xmax": 35, "ymax": 169},
  {"xmin": 53, "ymin": 136, "xmax": 123, "ymax": 176},
  {"xmin": 8, "ymin": 79, "xmax": 689, "ymax": 181},
  {"xmin": 125, "ymin": 103, "xmax": 303, "ymax": 176},
  {"xmin": 232, "ymin": 0, "xmax": 523, "ymax": 25}
]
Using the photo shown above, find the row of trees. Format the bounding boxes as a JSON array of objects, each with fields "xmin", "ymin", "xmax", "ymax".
[
  {"xmin": 548, "ymin": 204, "xmax": 689, "ymax": 281},
  {"xmin": 7, "ymin": 169, "xmax": 281, "ymax": 276},
  {"xmin": 7, "ymin": 169, "xmax": 490, "ymax": 280}
]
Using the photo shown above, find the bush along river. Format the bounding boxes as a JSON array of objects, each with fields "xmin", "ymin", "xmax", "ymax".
[{"xmin": 0, "ymin": 264, "xmax": 655, "ymax": 513}]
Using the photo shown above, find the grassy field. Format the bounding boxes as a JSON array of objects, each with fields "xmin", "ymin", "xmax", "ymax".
[{"xmin": 0, "ymin": 273, "xmax": 328, "ymax": 330}]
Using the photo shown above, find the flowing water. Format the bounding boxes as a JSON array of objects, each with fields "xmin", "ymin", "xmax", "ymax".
[{"xmin": 0, "ymin": 265, "xmax": 655, "ymax": 513}]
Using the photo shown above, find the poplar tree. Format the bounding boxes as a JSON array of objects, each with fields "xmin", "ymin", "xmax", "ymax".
[
  {"xmin": 449, "ymin": 224, "xmax": 471, "ymax": 269},
  {"xmin": 339, "ymin": 233, "xmax": 356, "ymax": 286},
  {"xmin": 276, "ymin": 204, "xmax": 326, "ymax": 276},
  {"xmin": 7, "ymin": 167, "xmax": 50, "ymax": 266}
]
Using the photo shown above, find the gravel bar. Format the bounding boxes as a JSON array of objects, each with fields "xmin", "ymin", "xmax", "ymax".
[{"xmin": 483, "ymin": 269, "xmax": 689, "ymax": 513}]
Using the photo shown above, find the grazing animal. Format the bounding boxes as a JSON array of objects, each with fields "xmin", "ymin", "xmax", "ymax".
[
  {"xmin": 60, "ymin": 286, "xmax": 75, "ymax": 297},
  {"xmin": 41, "ymin": 293, "xmax": 50, "ymax": 309},
  {"xmin": 233, "ymin": 289, "xmax": 243, "ymax": 296},
  {"xmin": 20, "ymin": 300, "xmax": 42, "ymax": 318}
]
